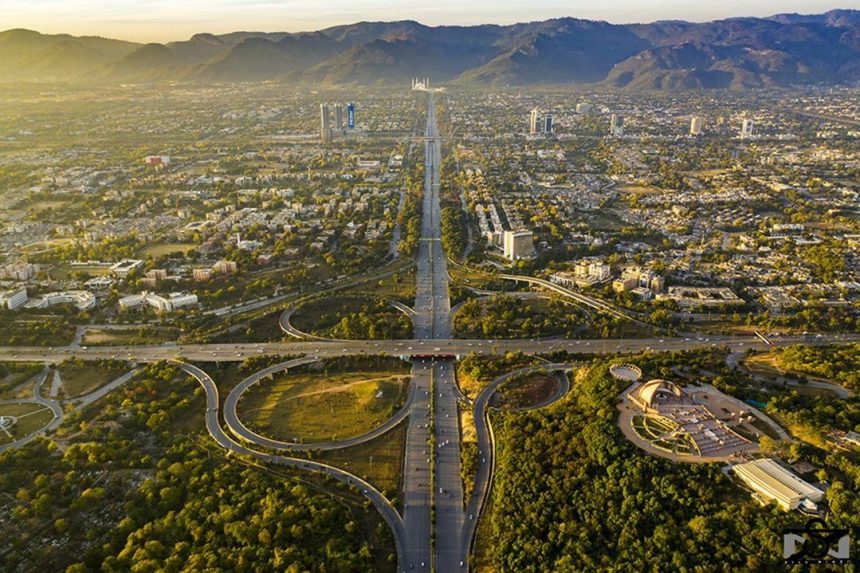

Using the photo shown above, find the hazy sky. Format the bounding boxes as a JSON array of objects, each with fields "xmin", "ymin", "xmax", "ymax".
[{"xmin": 1, "ymin": 0, "xmax": 851, "ymax": 43}]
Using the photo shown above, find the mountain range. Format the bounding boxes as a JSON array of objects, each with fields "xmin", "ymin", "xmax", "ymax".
[{"xmin": 1, "ymin": 9, "xmax": 859, "ymax": 89}]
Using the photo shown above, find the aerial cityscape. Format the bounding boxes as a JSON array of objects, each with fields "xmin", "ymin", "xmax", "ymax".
[{"xmin": 0, "ymin": 3, "xmax": 858, "ymax": 572}]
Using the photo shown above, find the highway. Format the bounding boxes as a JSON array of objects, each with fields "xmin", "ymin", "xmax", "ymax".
[
  {"xmin": 462, "ymin": 364, "xmax": 573, "ymax": 561},
  {"xmin": 2, "ymin": 89, "xmax": 858, "ymax": 573},
  {"xmin": 1, "ymin": 334, "xmax": 855, "ymax": 365},
  {"xmin": 419, "ymin": 93, "xmax": 469, "ymax": 572}
]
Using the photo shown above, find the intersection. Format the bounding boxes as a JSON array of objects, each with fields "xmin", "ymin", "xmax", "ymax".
[{"xmin": 0, "ymin": 92, "xmax": 857, "ymax": 573}]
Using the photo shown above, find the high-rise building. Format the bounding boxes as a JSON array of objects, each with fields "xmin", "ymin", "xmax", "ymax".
[
  {"xmin": 529, "ymin": 108, "xmax": 540, "ymax": 135},
  {"xmin": 347, "ymin": 102, "xmax": 355, "ymax": 129},
  {"xmin": 320, "ymin": 103, "xmax": 331, "ymax": 143},
  {"xmin": 334, "ymin": 104, "xmax": 343, "ymax": 131},
  {"xmin": 544, "ymin": 113, "xmax": 553, "ymax": 135},
  {"xmin": 0, "ymin": 287, "xmax": 27, "ymax": 310},
  {"xmin": 610, "ymin": 114, "xmax": 624, "ymax": 137},
  {"xmin": 690, "ymin": 116, "xmax": 703, "ymax": 135},
  {"xmin": 740, "ymin": 119, "xmax": 754, "ymax": 139},
  {"xmin": 503, "ymin": 229, "xmax": 534, "ymax": 261}
]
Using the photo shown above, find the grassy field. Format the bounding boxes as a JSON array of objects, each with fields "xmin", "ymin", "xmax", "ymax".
[
  {"xmin": 347, "ymin": 266, "xmax": 416, "ymax": 303},
  {"xmin": 82, "ymin": 326, "xmax": 179, "ymax": 346},
  {"xmin": 138, "ymin": 242, "xmax": 196, "ymax": 258},
  {"xmin": 616, "ymin": 184, "xmax": 662, "ymax": 195},
  {"xmin": 238, "ymin": 369, "xmax": 410, "ymax": 443},
  {"xmin": 495, "ymin": 373, "xmax": 559, "ymax": 410},
  {"xmin": 0, "ymin": 362, "xmax": 44, "ymax": 398},
  {"xmin": 48, "ymin": 263, "xmax": 111, "ymax": 280},
  {"xmin": 208, "ymin": 310, "xmax": 286, "ymax": 344},
  {"xmin": 57, "ymin": 359, "xmax": 130, "ymax": 398},
  {"xmin": 0, "ymin": 402, "xmax": 54, "ymax": 444},
  {"xmin": 743, "ymin": 353, "xmax": 842, "ymax": 398},
  {"xmin": 317, "ymin": 423, "xmax": 407, "ymax": 500}
]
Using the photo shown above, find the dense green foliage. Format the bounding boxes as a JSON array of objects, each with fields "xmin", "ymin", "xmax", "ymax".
[
  {"xmin": 454, "ymin": 294, "xmax": 583, "ymax": 338},
  {"xmin": 293, "ymin": 296, "xmax": 412, "ymax": 340},
  {"xmin": 0, "ymin": 315, "xmax": 75, "ymax": 346},
  {"xmin": 485, "ymin": 358, "xmax": 860, "ymax": 572},
  {"xmin": 778, "ymin": 344, "xmax": 860, "ymax": 391},
  {"xmin": 0, "ymin": 362, "xmax": 394, "ymax": 573},
  {"xmin": 0, "ymin": 362, "xmax": 44, "ymax": 394},
  {"xmin": 440, "ymin": 206, "xmax": 468, "ymax": 260}
]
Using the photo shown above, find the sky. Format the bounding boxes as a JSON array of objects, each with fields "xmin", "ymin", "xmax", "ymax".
[{"xmin": 0, "ymin": 0, "xmax": 851, "ymax": 43}]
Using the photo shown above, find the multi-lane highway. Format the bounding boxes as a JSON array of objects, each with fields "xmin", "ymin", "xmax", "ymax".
[
  {"xmin": 419, "ymin": 93, "xmax": 469, "ymax": 572},
  {"xmin": 2, "ymin": 89, "xmax": 859, "ymax": 573},
  {"xmin": 462, "ymin": 364, "xmax": 573, "ymax": 560},
  {"xmin": 1, "ymin": 333, "xmax": 855, "ymax": 365}
]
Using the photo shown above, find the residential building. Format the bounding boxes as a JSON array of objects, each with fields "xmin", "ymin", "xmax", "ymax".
[
  {"xmin": 741, "ymin": 119, "xmax": 755, "ymax": 139},
  {"xmin": 320, "ymin": 103, "xmax": 332, "ymax": 143}
]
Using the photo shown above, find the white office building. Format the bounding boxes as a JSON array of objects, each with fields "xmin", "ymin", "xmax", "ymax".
[
  {"xmin": 733, "ymin": 458, "xmax": 824, "ymax": 511},
  {"xmin": 0, "ymin": 287, "xmax": 28, "ymax": 310},
  {"xmin": 503, "ymin": 229, "xmax": 534, "ymax": 261},
  {"xmin": 740, "ymin": 119, "xmax": 755, "ymax": 139},
  {"xmin": 690, "ymin": 116, "xmax": 703, "ymax": 135},
  {"xmin": 529, "ymin": 108, "xmax": 540, "ymax": 135}
]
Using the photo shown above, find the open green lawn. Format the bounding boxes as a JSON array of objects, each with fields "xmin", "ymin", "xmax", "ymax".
[
  {"xmin": 347, "ymin": 266, "xmax": 416, "ymax": 303},
  {"xmin": 0, "ymin": 402, "xmax": 54, "ymax": 444},
  {"xmin": 48, "ymin": 263, "xmax": 111, "ymax": 280},
  {"xmin": 238, "ymin": 369, "xmax": 409, "ymax": 443},
  {"xmin": 57, "ymin": 359, "xmax": 130, "ymax": 398},
  {"xmin": 318, "ymin": 423, "xmax": 407, "ymax": 501},
  {"xmin": 208, "ymin": 310, "xmax": 286, "ymax": 344},
  {"xmin": 496, "ymin": 373, "xmax": 560, "ymax": 410},
  {"xmin": 0, "ymin": 362, "xmax": 44, "ymax": 398},
  {"xmin": 138, "ymin": 242, "xmax": 196, "ymax": 258},
  {"xmin": 82, "ymin": 326, "xmax": 179, "ymax": 347}
]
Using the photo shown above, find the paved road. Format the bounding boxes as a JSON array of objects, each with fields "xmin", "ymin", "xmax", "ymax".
[
  {"xmin": 68, "ymin": 368, "xmax": 140, "ymax": 408},
  {"xmin": 727, "ymin": 351, "xmax": 853, "ymax": 399},
  {"xmin": 416, "ymin": 92, "xmax": 469, "ymax": 572},
  {"xmin": 175, "ymin": 361, "xmax": 408, "ymax": 568},
  {"xmin": 224, "ymin": 356, "xmax": 416, "ymax": 451},
  {"xmin": 499, "ymin": 273, "xmax": 649, "ymax": 326},
  {"xmin": 0, "ymin": 367, "xmax": 63, "ymax": 453},
  {"xmin": 463, "ymin": 364, "xmax": 573, "ymax": 567},
  {"xmin": 1, "ymin": 334, "xmax": 855, "ymax": 365}
]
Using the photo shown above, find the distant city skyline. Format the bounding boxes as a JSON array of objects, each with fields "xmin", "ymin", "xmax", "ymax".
[{"xmin": 0, "ymin": 0, "xmax": 851, "ymax": 43}]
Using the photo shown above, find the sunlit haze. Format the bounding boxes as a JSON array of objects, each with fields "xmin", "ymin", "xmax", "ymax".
[{"xmin": 0, "ymin": 0, "xmax": 850, "ymax": 41}]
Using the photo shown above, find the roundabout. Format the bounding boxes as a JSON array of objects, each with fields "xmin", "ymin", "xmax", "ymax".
[
  {"xmin": 224, "ymin": 356, "xmax": 415, "ymax": 451},
  {"xmin": 283, "ymin": 294, "xmax": 413, "ymax": 341},
  {"xmin": 0, "ymin": 400, "xmax": 56, "ymax": 447}
]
